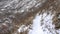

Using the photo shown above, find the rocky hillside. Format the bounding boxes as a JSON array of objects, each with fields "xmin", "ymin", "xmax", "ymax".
[{"xmin": 0, "ymin": 0, "xmax": 60, "ymax": 34}]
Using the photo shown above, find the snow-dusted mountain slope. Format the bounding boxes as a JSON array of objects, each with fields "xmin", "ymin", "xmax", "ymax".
[{"xmin": 0, "ymin": 0, "xmax": 60, "ymax": 34}]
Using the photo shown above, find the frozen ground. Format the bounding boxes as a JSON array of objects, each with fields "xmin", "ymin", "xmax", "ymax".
[{"xmin": 18, "ymin": 12, "xmax": 60, "ymax": 34}]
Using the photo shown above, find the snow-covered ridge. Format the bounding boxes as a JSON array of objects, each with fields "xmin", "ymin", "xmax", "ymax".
[{"xmin": 18, "ymin": 12, "xmax": 60, "ymax": 34}]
